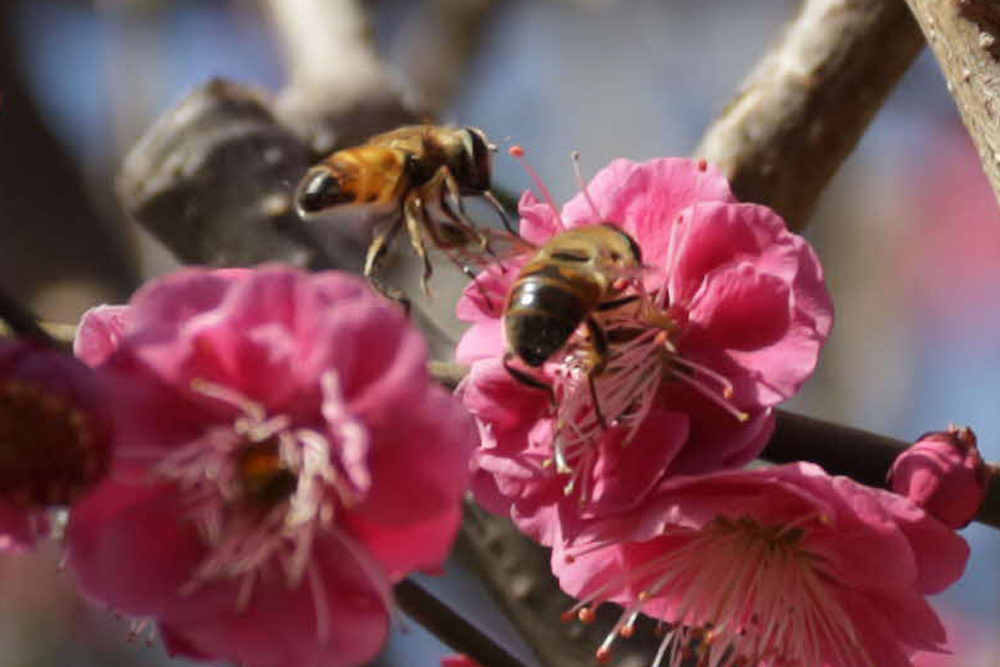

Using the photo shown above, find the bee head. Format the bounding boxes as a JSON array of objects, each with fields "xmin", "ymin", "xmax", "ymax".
[
  {"xmin": 461, "ymin": 127, "xmax": 494, "ymax": 192},
  {"xmin": 294, "ymin": 167, "xmax": 355, "ymax": 217}
]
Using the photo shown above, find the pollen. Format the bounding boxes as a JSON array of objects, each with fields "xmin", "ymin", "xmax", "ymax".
[{"xmin": 0, "ymin": 379, "xmax": 107, "ymax": 507}]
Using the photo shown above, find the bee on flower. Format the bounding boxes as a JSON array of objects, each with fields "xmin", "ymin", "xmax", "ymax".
[{"xmin": 456, "ymin": 156, "xmax": 834, "ymax": 546}]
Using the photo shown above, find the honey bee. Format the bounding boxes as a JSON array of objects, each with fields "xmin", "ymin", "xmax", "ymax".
[
  {"xmin": 503, "ymin": 222, "xmax": 644, "ymax": 424},
  {"xmin": 295, "ymin": 125, "xmax": 520, "ymax": 302}
]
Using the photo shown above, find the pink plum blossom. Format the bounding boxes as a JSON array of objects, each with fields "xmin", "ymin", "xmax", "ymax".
[
  {"xmin": 457, "ymin": 157, "xmax": 833, "ymax": 545},
  {"xmin": 889, "ymin": 425, "xmax": 989, "ymax": 529},
  {"xmin": 554, "ymin": 463, "xmax": 969, "ymax": 667},
  {"xmin": 68, "ymin": 265, "xmax": 476, "ymax": 667},
  {"xmin": 0, "ymin": 339, "xmax": 112, "ymax": 548}
]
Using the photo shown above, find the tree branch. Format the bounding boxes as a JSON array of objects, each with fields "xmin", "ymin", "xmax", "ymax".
[
  {"xmin": 263, "ymin": 0, "xmax": 418, "ymax": 153},
  {"xmin": 901, "ymin": 0, "xmax": 1000, "ymax": 211},
  {"xmin": 693, "ymin": 0, "xmax": 924, "ymax": 229},
  {"xmin": 394, "ymin": 578, "xmax": 534, "ymax": 667},
  {"xmin": 397, "ymin": 0, "xmax": 500, "ymax": 115},
  {"xmin": 118, "ymin": 79, "xmax": 362, "ymax": 271}
]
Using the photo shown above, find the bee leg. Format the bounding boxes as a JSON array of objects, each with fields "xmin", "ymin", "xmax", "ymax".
[
  {"xmin": 363, "ymin": 219, "xmax": 411, "ymax": 310},
  {"xmin": 481, "ymin": 189, "xmax": 518, "ymax": 237},
  {"xmin": 503, "ymin": 351, "xmax": 555, "ymax": 404},
  {"xmin": 434, "ymin": 167, "xmax": 492, "ymax": 254},
  {"xmin": 594, "ymin": 294, "xmax": 641, "ymax": 312},
  {"xmin": 403, "ymin": 192, "xmax": 435, "ymax": 297},
  {"xmin": 585, "ymin": 316, "xmax": 610, "ymax": 431}
]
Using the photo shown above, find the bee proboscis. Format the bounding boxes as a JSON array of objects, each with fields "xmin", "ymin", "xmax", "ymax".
[{"xmin": 295, "ymin": 125, "xmax": 522, "ymax": 303}]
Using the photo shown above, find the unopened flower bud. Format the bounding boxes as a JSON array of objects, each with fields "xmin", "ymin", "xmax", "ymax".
[{"xmin": 889, "ymin": 426, "xmax": 988, "ymax": 528}]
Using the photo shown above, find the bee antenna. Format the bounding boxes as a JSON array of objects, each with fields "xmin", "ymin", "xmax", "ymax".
[
  {"xmin": 571, "ymin": 151, "xmax": 601, "ymax": 221},
  {"xmin": 509, "ymin": 145, "xmax": 564, "ymax": 226}
]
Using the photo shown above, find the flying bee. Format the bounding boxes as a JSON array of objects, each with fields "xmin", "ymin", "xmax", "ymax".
[
  {"xmin": 295, "ymin": 125, "xmax": 521, "ymax": 303},
  {"xmin": 503, "ymin": 222, "xmax": 644, "ymax": 426}
]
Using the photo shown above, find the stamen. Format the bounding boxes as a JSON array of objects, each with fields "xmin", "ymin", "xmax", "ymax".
[
  {"xmin": 308, "ymin": 563, "xmax": 332, "ymax": 645},
  {"xmin": 190, "ymin": 378, "xmax": 266, "ymax": 423},
  {"xmin": 508, "ymin": 145, "xmax": 564, "ymax": 226},
  {"xmin": 321, "ymin": 372, "xmax": 371, "ymax": 494},
  {"xmin": 559, "ymin": 518, "xmax": 871, "ymax": 667},
  {"xmin": 326, "ymin": 524, "xmax": 395, "ymax": 619},
  {"xmin": 667, "ymin": 356, "xmax": 736, "ymax": 399},
  {"xmin": 666, "ymin": 367, "xmax": 748, "ymax": 422},
  {"xmin": 571, "ymin": 151, "xmax": 601, "ymax": 221}
]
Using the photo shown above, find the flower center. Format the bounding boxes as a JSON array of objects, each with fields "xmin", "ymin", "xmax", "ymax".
[
  {"xmin": 154, "ymin": 373, "xmax": 387, "ymax": 620},
  {"xmin": 236, "ymin": 437, "xmax": 298, "ymax": 509},
  {"xmin": 564, "ymin": 515, "xmax": 871, "ymax": 667},
  {"xmin": 0, "ymin": 379, "xmax": 107, "ymax": 507}
]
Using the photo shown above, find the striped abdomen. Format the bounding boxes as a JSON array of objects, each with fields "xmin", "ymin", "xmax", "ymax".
[{"xmin": 505, "ymin": 263, "xmax": 603, "ymax": 367}]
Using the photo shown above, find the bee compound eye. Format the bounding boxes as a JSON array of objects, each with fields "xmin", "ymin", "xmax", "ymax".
[{"xmin": 294, "ymin": 169, "xmax": 352, "ymax": 215}]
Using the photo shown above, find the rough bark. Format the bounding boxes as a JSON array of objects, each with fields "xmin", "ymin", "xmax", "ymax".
[
  {"xmin": 117, "ymin": 79, "xmax": 362, "ymax": 271},
  {"xmin": 694, "ymin": 0, "xmax": 925, "ymax": 230},
  {"xmin": 903, "ymin": 0, "xmax": 1000, "ymax": 213}
]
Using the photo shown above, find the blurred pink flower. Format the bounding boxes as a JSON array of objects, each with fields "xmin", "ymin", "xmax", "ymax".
[
  {"xmin": 441, "ymin": 655, "xmax": 483, "ymax": 667},
  {"xmin": 898, "ymin": 127, "xmax": 1000, "ymax": 324},
  {"xmin": 0, "ymin": 339, "xmax": 112, "ymax": 548},
  {"xmin": 457, "ymin": 158, "xmax": 832, "ymax": 545},
  {"xmin": 68, "ymin": 266, "xmax": 476, "ymax": 667},
  {"xmin": 889, "ymin": 425, "xmax": 989, "ymax": 529},
  {"xmin": 554, "ymin": 463, "xmax": 969, "ymax": 667}
]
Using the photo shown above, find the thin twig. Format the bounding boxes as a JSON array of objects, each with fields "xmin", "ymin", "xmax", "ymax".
[
  {"xmin": 693, "ymin": 0, "xmax": 924, "ymax": 229},
  {"xmin": 0, "ymin": 284, "xmax": 58, "ymax": 347},
  {"xmin": 901, "ymin": 0, "xmax": 1000, "ymax": 212},
  {"xmin": 394, "ymin": 578, "xmax": 533, "ymax": 667}
]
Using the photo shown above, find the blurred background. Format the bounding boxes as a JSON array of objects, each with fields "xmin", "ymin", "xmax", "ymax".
[{"xmin": 1, "ymin": 0, "xmax": 998, "ymax": 665}]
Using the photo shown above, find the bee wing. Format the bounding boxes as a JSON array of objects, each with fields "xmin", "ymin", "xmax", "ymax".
[{"xmin": 447, "ymin": 227, "xmax": 537, "ymax": 271}]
